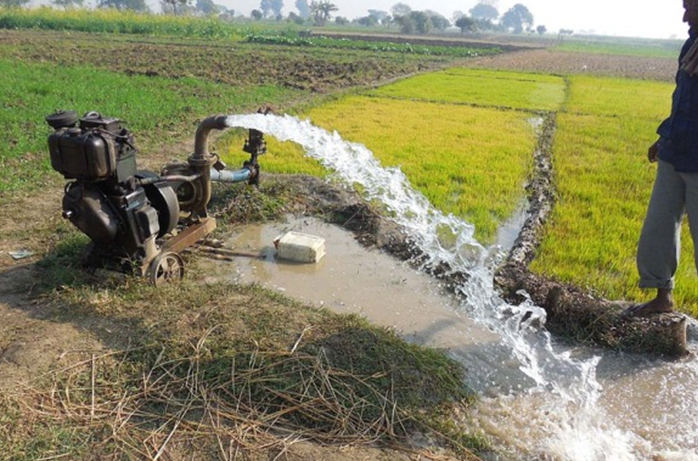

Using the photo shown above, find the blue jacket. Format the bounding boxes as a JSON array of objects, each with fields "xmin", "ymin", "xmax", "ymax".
[{"xmin": 657, "ymin": 28, "xmax": 698, "ymax": 172}]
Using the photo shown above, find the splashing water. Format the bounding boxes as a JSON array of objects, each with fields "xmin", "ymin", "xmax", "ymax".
[{"xmin": 225, "ymin": 113, "xmax": 698, "ymax": 460}]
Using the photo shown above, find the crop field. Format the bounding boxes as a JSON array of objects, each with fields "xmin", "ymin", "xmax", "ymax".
[
  {"xmin": 0, "ymin": 10, "xmax": 695, "ymax": 458},
  {"xmin": 220, "ymin": 59, "xmax": 697, "ymax": 314},
  {"xmin": 301, "ymin": 69, "xmax": 696, "ymax": 313}
]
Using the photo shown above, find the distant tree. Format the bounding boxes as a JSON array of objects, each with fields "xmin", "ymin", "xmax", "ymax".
[
  {"xmin": 557, "ymin": 28, "xmax": 573, "ymax": 41},
  {"xmin": 410, "ymin": 10, "xmax": 432, "ymax": 34},
  {"xmin": 391, "ymin": 2, "xmax": 411, "ymax": 17},
  {"xmin": 501, "ymin": 3, "xmax": 533, "ymax": 33},
  {"xmin": 425, "ymin": 10, "xmax": 449, "ymax": 31},
  {"xmin": 367, "ymin": 9, "xmax": 388, "ymax": 24},
  {"xmin": 536, "ymin": 24, "xmax": 546, "ymax": 35},
  {"xmin": 53, "ymin": 0, "xmax": 84, "ymax": 8},
  {"xmin": 335, "ymin": 16, "xmax": 349, "ymax": 25},
  {"xmin": 310, "ymin": 0, "xmax": 337, "ymax": 26},
  {"xmin": 251, "ymin": 9, "xmax": 262, "ymax": 19},
  {"xmin": 452, "ymin": 10, "xmax": 465, "ymax": 22},
  {"xmin": 0, "ymin": 0, "xmax": 30, "ymax": 6},
  {"xmin": 455, "ymin": 16, "xmax": 475, "ymax": 34},
  {"xmin": 194, "ymin": 0, "xmax": 218, "ymax": 14},
  {"xmin": 357, "ymin": 15, "xmax": 378, "ymax": 27},
  {"xmin": 99, "ymin": 0, "xmax": 147, "ymax": 12},
  {"xmin": 394, "ymin": 14, "xmax": 415, "ymax": 34},
  {"xmin": 161, "ymin": 0, "xmax": 189, "ymax": 15},
  {"xmin": 469, "ymin": 3, "xmax": 498, "ymax": 22},
  {"xmin": 287, "ymin": 11, "xmax": 305, "ymax": 23},
  {"xmin": 270, "ymin": 0, "xmax": 283, "ymax": 17},
  {"xmin": 474, "ymin": 17, "xmax": 495, "ymax": 31},
  {"xmin": 295, "ymin": 0, "xmax": 310, "ymax": 19},
  {"xmin": 260, "ymin": 0, "xmax": 272, "ymax": 17}
]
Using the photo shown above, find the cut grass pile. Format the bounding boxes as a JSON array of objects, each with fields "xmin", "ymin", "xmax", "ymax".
[{"xmin": 530, "ymin": 75, "xmax": 698, "ymax": 316}]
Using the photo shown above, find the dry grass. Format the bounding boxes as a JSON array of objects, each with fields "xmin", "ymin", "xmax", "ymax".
[
  {"xmin": 0, "ymin": 238, "xmax": 488, "ymax": 459},
  {"xmin": 6, "ymin": 342, "xmax": 484, "ymax": 460}
]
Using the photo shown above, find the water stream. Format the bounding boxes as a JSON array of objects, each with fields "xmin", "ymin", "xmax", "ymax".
[{"xmin": 224, "ymin": 113, "xmax": 698, "ymax": 461}]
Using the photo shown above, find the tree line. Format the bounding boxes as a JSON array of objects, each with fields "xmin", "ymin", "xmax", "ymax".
[{"xmin": 0, "ymin": 0, "xmax": 569, "ymax": 36}]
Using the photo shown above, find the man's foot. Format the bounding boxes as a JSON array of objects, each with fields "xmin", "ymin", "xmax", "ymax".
[{"xmin": 623, "ymin": 298, "xmax": 674, "ymax": 317}]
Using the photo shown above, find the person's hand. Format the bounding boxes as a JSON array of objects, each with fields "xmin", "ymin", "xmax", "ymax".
[{"xmin": 648, "ymin": 140, "xmax": 660, "ymax": 163}]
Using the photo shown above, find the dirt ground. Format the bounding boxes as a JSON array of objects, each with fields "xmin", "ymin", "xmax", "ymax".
[
  {"xmin": 0, "ymin": 43, "xmax": 684, "ymax": 459},
  {"xmin": 461, "ymin": 48, "xmax": 676, "ymax": 81}
]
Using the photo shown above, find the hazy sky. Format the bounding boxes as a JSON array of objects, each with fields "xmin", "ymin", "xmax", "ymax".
[{"xmin": 222, "ymin": 0, "xmax": 688, "ymax": 39}]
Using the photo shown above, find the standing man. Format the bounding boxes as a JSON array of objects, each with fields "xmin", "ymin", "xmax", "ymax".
[{"xmin": 629, "ymin": 0, "xmax": 698, "ymax": 316}]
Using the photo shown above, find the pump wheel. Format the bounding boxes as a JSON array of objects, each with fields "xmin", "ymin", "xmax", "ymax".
[{"xmin": 149, "ymin": 251, "xmax": 184, "ymax": 286}]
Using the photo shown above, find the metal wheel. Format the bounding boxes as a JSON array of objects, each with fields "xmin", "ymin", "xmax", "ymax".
[{"xmin": 149, "ymin": 251, "xmax": 184, "ymax": 286}]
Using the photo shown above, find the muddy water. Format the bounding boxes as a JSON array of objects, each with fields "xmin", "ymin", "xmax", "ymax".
[{"xmin": 200, "ymin": 216, "xmax": 534, "ymax": 394}]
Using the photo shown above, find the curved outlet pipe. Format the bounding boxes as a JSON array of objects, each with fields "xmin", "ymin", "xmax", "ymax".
[{"xmin": 188, "ymin": 114, "xmax": 229, "ymax": 217}]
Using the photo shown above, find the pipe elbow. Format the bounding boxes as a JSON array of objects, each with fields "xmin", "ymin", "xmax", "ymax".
[{"xmin": 193, "ymin": 115, "xmax": 228, "ymax": 160}]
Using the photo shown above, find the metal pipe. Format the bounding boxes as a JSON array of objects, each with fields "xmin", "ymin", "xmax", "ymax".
[
  {"xmin": 137, "ymin": 174, "xmax": 200, "ymax": 186},
  {"xmin": 188, "ymin": 115, "xmax": 229, "ymax": 217},
  {"xmin": 210, "ymin": 168, "xmax": 252, "ymax": 183},
  {"xmin": 194, "ymin": 115, "xmax": 228, "ymax": 160}
]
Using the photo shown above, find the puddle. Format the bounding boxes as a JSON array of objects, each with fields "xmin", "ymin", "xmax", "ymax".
[
  {"xmin": 199, "ymin": 216, "xmax": 539, "ymax": 394},
  {"xmin": 202, "ymin": 216, "xmax": 495, "ymax": 346}
]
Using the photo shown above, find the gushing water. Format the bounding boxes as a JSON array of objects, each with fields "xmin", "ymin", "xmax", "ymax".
[{"xmin": 225, "ymin": 113, "xmax": 698, "ymax": 460}]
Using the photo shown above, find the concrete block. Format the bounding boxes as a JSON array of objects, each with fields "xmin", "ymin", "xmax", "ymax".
[{"xmin": 274, "ymin": 231, "xmax": 326, "ymax": 263}]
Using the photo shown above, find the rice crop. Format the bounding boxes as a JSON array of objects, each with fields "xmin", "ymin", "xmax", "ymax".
[{"xmin": 370, "ymin": 68, "xmax": 566, "ymax": 112}]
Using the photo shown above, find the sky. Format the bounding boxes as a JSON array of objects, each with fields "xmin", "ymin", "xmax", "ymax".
[{"xmin": 221, "ymin": 0, "xmax": 689, "ymax": 39}]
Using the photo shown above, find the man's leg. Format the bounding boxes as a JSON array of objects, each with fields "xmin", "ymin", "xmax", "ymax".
[
  {"xmin": 632, "ymin": 160, "xmax": 685, "ymax": 315},
  {"xmin": 681, "ymin": 169, "xmax": 698, "ymax": 276}
]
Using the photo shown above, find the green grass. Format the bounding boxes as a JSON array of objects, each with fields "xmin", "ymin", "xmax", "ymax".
[
  {"xmin": 0, "ymin": 58, "xmax": 302, "ymax": 194},
  {"xmin": 370, "ymin": 68, "xmax": 566, "ymax": 112},
  {"xmin": 220, "ymin": 68, "xmax": 560, "ymax": 244}
]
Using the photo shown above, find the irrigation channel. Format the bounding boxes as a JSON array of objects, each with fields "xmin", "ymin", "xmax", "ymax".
[{"xmin": 223, "ymin": 113, "xmax": 698, "ymax": 461}]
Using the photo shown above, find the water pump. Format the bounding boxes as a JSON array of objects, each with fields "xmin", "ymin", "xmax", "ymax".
[{"xmin": 46, "ymin": 110, "xmax": 265, "ymax": 285}]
